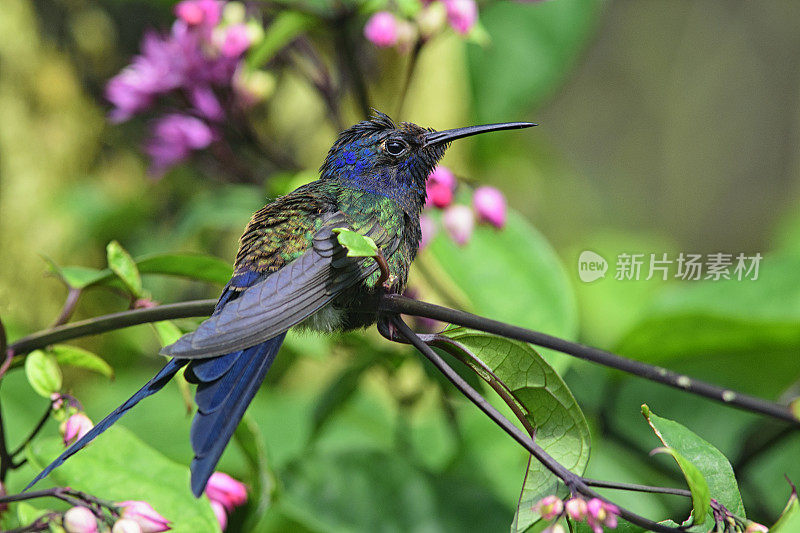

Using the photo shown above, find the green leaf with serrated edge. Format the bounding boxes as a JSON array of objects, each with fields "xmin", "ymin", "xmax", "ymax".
[
  {"xmin": 333, "ymin": 228, "xmax": 379, "ymax": 257},
  {"xmin": 25, "ymin": 350, "xmax": 62, "ymax": 397},
  {"xmin": 27, "ymin": 426, "xmax": 220, "ymax": 533},
  {"xmin": 106, "ymin": 240, "xmax": 143, "ymax": 297},
  {"xmin": 48, "ymin": 345, "xmax": 113, "ymax": 379},
  {"xmin": 438, "ymin": 329, "xmax": 590, "ymax": 532},
  {"xmin": 425, "ymin": 210, "xmax": 577, "ymax": 375},
  {"xmin": 246, "ymin": 11, "xmax": 314, "ymax": 69},
  {"xmin": 771, "ymin": 486, "xmax": 800, "ymax": 532},
  {"xmin": 651, "ymin": 447, "xmax": 709, "ymax": 524},
  {"xmin": 136, "ymin": 253, "xmax": 232, "ymax": 285},
  {"xmin": 234, "ymin": 413, "xmax": 276, "ymax": 531},
  {"xmin": 642, "ymin": 405, "xmax": 745, "ymax": 530}
]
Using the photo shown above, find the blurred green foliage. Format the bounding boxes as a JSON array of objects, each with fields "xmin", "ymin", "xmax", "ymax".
[{"xmin": 1, "ymin": 0, "xmax": 799, "ymax": 531}]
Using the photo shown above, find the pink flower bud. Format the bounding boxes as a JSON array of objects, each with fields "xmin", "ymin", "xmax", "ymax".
[
  {"xmin": 585, "ymin": 498, "xmax": 619, "ymax": 532},
  {"xmin": 564, "ymin": 498, "xmax": 587, "ymax": 521},
  {"xmin": 210, "ymin": 500, "xmax": 227, "ymax": 531},
  {"xmin": 174, "ymin": 0, "xmax": 221, "ymax": 28},
  {"xmin": 416, "ymin": 2, "xmax": 447, "ymax": 38},
  {"xmin": 442, "ymin": 0, "xmax": 477, "ymax": 34},
  {"xmin": 116, "ymin": 501, "xmax": 171, "ymax": 533},
  {"xmin": 60, "ymin": 413, "xmax": 94, "ymax": 446},
  {"xmin": 428, "ymin": 165, "xmax": 457, "ymax": 189},
  {"xmin": 221, "ymin": 24, "xmax": 251, "ymax": 57},
  {"xmin": 542, "ymin": 524, "xmax": 566, "ymax": 533},
  {"xmin": 472, "ymin": 186, "xmax": 507, "ymax": 228},
  {"xmin": 50, "ymin": 393, "xmax": 65, "ymax": 411},
  {"xmin": 364, "ymin": 12, "xmax": 399, "ymax": 48},
  {"xmin": 442, "ymin": 205, "xmax": 474, "ymax": 245},
  {"xmin": 744, "ymin": 522, "xmax": 769, "ymax": 533},
  {"xmin": 426, "ymin": 182, "xmax": 454, "ymax": 208},
  {"xmin": 112, "ymin": 519, "xmax": 144, "ymax": 533},
  {"xmin": 205, "ymin": 472, "xmax": 248, "ymax": 511},
  {"xmin": 419, "ymin": 214, "xmax": 437, "ymax": 250},
  {"xmin": 533, "ymin": 495, "xmax": 564, "ymax": 521},
  {"xmin": 63, "ymin": 506, "xmax": 98, "ymax": 533}
]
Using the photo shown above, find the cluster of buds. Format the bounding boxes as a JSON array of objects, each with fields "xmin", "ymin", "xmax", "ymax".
[
  {"xmin": 420, "ymin": 165, "xmax": 508, "ymax": 248},
  {"xmin": 106, "ymin": 0, "xmax": 271, "ymax": 176},
  {"xmin": 363, "ymin": 0, "xmax": 478, "ymax": 52},
  {"xmin": 51, "ymin": 393, "xmax": 94, "ymax": 446},
  {"xmin": 62, "ymin": 501, "xmax": 170, "ymax": 533},
  {"xmin": 532, "ymin": 495, "xmax": 620, "ymax": 533},
  {"xmin": 204, "ymin": 472, "xmax": 248, "ymax": 530}
]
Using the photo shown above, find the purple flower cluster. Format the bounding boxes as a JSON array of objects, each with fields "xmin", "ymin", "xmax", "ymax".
[
  {"xmin": 106, "ymin": 1, "xmax": 262, "ymax": 176},
  {"xmin": 420, "ymin": 165, "xmax": 508, "ymax": 248},
  {"xmin": 532, "ymin": 495, "xmax": 620, "ymax": 533},
  {"xmin": 363, "ymin": 0, "xmax": 478, "ymax": 51}
]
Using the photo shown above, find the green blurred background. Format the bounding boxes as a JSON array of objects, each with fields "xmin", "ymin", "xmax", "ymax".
[{"xmin": 1, "ymin": 0, "xmax": 799, "ymax": 530}]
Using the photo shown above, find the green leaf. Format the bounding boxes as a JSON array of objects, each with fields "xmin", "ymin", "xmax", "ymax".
[
  {"xmin": 106, "ymin": 240, "xmax": 143, "ymax": 297},
  {"xmin": 24, "ymin": 350, "xmax": 62, "ymax": 397},
  {"xmin": 27, "ymin": 426, "xmax": 220, "ymax": 533},
  {"xmin": 332, "ymin": 228, "xmax": 379, "ymax": 257},
  {"xmin": 151, "ymin": 320, "xmax": 184, "ymax": 347},
  {"xmin": 15, "ymin": 502, "xmax": 49, "ymax": 527},
  {"xmin": 771, "ymin": 486, "xmax": 800, "ymax": 532},
  {"xmin": 650, "ymin": 447, "xmax": 709, "ymax": 524},
  {"xmin": 438, "ymin": 329, "xmax": 590, "ymax": 532},
  {"xmin": 234, "ymin": 413, "xmax": 276, "ymax": 530},
  {"xmin": 424, "ymin": 210, "xmax": 577, "ymax": 373},
  {"xmin": 616, "ymin": 252, "xmax": 800, "ymax": 396},
  {"xmin": 136, "ymin": 253, "xmax": 232, "ymax": 285},
  {"xmin": 642, "ymin": 405, "xmax": 745, "ymax": 529},
  {"xmin": 310, "ymin": 356, "xmax": 375, "ymax": 438},
  {"xmin": 468, "ymin": 0, "xmax": 602, "ymax": 121},
  {"xmin": 42, "ymin": 256, "xmax": 111, "ymax": 289},
  {"xmin": 48, "ymin": 344, "xmax": 113, "ymax": 379},
  {"xmin": 247, "ymin": 11, "xmax": 314, "ymax": 69}
]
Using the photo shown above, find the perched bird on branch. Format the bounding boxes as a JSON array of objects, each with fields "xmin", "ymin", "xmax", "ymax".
[{"xmin": 28, "ymin": 111, "xmax": 534, "ymax": 496}]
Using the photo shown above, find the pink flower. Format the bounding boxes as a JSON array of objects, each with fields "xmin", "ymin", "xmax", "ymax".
[
  {"xmin": 442, "ymin": 205, "xmax": 474, "ymax": 245},
  {"xmin": 60, "ymin": 413, "xmax": 93, "ymax": 446},
  {"xmin": 210, "ymin": 500, "xmax": 227, "ymax": 531},
  {"xmin": 533, "ymin": 495, "xmax": 564, "ymax": 521},
  {"xmin": 146, "ymin": 114, "xmax": 215, "ymax": 176},
  {"xmin": 175, "ymin": 0, "xmax": 221, "ymax": 28},
  {"xmin": 744, "ymin": 522, "xmax": 769, "ymax": 533},
  {"xmin": 205, "ymin": 472, "xmax": 248, "ymax": 511},
  {"xmin": 116, "ymin": 501, "xmax": 171, "ymax": 533},
  {"xmin": 364, "ymin": 12, "xmax": 399, "ymax": 47},
  {"xmin": 426, "ymin": 166, "xmax": 456, "ymax": 208},
  {"xmin": 112, "ymin": 519, "xmax": 144, "ymax": 533},
  {"xmin": 187, "ymin": 85, "xmax": 224, "ymax": 121},
  {"xmin": 472, "ymin": 186, "xmax": 507, "ymax": 228},
  {"xmin": 419, "ymin": 214, "xmax": 437, "ymax": 250},
  {"xmin": 220, "ymin": 24, "xmax": 251, "ymax": 58},
  {"xmin": 564, "ymin": 497, "xmax": 587, "ymax": 521},
  {"xmin": 443, "ymin": 0, "xmax": 477, "ymax": 34},
  {"xmin": 586, "ymin": 498, "xmax": 619, "ymax": 532},
  {"xmin": 63, "ymin": 506, "xmax": 98, "ymax": 533}
]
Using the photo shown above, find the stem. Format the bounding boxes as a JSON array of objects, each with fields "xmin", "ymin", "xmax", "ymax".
[
  {"xmin": 8, "ymin": 300, "xmax": 217, "ymax": 356},
  {"xmin": 379, "ymin": 294, "xmax": 800, "ymax": 427},
  {"xmin": 333, "ymin": 11, "xmax": 371, "ymax": 118},
  {"xmin": 396, "ymin": 38, "xmax": 424, "ymax": 119},
  {"xmin": 384, "ymin": 316, "xmax": 679, "ymax": 533},
  {"xmin": 583, "ymin": 478, "xmax": 691, "ymax": 498},
  {"xmin": 52, "ymin": 288, "xmax": 81, "ymax": 327},
  {"xmin": 0, "ymin": 399, "xmax": 9, "ymax": 481},
  {"xmin": 293, "ymin": 38, "xmax": 345, "ymax": 131},
  {"xmin": 11, "ymin": 404, "xmax": 53, "ymax": 458}
]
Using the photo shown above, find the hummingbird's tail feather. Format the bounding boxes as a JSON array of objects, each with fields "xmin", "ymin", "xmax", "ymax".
[
  {"xmin": 187, "ymin": 334, "xmax": 286, "ymax": 496},
  {"xmin": 25, "ymin": 358, "xmax": 188, "ymax": 491}
]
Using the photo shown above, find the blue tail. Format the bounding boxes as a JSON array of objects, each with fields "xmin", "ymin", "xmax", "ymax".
[
  {"xmin": 185, "ymin": 334, "xmax": 286, "ymax": 496},
  {"xmin": 25, "ymin": 358, "xmax": 188, "ymax": 491}
]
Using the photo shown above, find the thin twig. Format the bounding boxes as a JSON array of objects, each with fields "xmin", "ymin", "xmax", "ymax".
[
  {"xmin": 333, "ymin": 11, "xmax": 371, "ymax": 118},
  {"xmin": 396, "ymin": 38, "xmax": 424, "ymax": 119},
  {"xmin": 582, "ymin": 478, "xmax": 691, "ymax": 498},
  {"xmin": 379, "ymin": 294, "xmax": 800, "ymax": 427},
  {"xmin": 8, "ymin": 300, "xmax": 217, "ymax": 356},
  {"xmin": 383, "ymin": 316, "xmax": 679, "ymax": 533},
  {"xmin": 11, "ymin": 404, "xmax": 53, "ymax": 458},
  {"xmin": 52, "ymin": 288, "xmax": 82, "ymax": 327}
]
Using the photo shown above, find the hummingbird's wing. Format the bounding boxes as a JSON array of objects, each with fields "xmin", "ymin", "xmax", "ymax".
[{"xmin": 162, "ymin": 200, "xmax": 399, "ymax": 359}]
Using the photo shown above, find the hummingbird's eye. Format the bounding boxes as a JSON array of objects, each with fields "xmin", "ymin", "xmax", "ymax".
[{"xmin": 385, "ymin": 140, "xmax": 407, "ymax": 156}]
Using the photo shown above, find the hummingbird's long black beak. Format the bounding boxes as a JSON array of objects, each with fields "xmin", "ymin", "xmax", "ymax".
[{"xmin": 423, "ymin": 121, "xmax": 536, "ymax": 146}]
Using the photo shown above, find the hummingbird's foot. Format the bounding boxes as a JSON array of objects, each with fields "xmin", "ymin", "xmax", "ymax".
[{"xmin": 375, "ymin": 249, "xmax": 392, "ymax": 289}]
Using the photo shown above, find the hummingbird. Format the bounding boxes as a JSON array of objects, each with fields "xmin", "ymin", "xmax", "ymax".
[{"xmin": 28, "ymin": 111, "xmax": 534, "ymax": 496}]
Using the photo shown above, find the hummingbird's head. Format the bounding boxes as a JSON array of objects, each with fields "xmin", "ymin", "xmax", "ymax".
[{"xmin": 320, "ymin": 110, "xmax": 534, "ymax": 214}]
